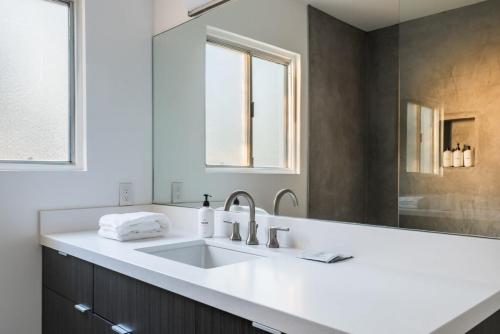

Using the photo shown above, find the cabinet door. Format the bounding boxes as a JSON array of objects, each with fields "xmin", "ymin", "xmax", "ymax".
[
  {"xmin": 42, "ymin": 247, "xmax": 93, "ymax": 307},
  {"xmin": 158, "ymin": 289, "xmax": 196, "ymax": 334},
  {"xmin": 196, "ymin": 303, "xmax": 255, "ymax": 334},
  {"xmin": 94, "ymin": 266, "xmax": 154, "ymax": 334},
  {"xmin": 43, "ymin": 287, "xmax": 92, "ymax": 334},
  {"xmin": 92, "ymin": 314, "xmax": 116, "ymax": 334}
]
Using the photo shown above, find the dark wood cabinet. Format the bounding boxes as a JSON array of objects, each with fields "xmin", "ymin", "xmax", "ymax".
[
  {"xmin": 92, "ymin": 315, "xmax": 116, "ymax": 334},
  {"xmin": 158, "ymin": 289, "xmax": 197, "ymax": 334},
  {"xmin": 43, "ymin": 287, "xmax": 92, "ymax": 334},
  {"xmin": 196, "ymin": 302, "xmax": 256, "ymax": 334},
  {"xmin": 94, "ymin": 265, "xmax": 154, "ymax": 334},
  {"xmin": 42, "ymin": 247, "xmax": 93, "ymax": 307}
]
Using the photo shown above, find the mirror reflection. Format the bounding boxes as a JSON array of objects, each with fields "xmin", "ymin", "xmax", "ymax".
[{"xmin": 154, "ymin": 0, "xmax": 500, "ymax": 239}]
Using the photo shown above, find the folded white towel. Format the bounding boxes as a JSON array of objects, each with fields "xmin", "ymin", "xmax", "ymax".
[
  {"xmin": 99, "ymin": 212, "xmax": 169, "ymax": 234},
  {"xmin": 99, "ymin": 221, "xmax": 163, "ymax": 236},
  {"xmin": 98, "ymin": 212, "xmax": 170, "ymax": 241},
  {"xmin": 98, "ymin": 228, "xmax": 165, "ymax": 241}
]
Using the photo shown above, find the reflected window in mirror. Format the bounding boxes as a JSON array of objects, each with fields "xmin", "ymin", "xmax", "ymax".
[
  {"xmin": 405, "ymin": 102, "xmax": 441, "ymax": 175},
  {"xmin": 205, "ymin": 27, "xmax": 300, "ymax": 174}
]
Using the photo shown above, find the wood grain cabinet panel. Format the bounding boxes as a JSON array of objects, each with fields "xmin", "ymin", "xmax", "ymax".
[
  {"xmin": 94, "ymin": 265, "xmax": 154, "ymax": 334},
  {"xmin": 157, "ymin": 289, "xmax": 196, "ymax": 334},
  {"xmin": 43, "ymin": 287, "xmax": 92, "ymax": 334},
  {"xmin": 196, "ymin": 302, "xmax": 254, "ymax": 334},
  {"xmin": 92, "ymin": 314, "xmax": 116, "ymax": 334},
  {"xmin": 42, "ymin": 247, "xmax": 93, "ymax": 307}
]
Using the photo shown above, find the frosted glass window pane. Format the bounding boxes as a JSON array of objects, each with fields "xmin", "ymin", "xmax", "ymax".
[
  {"xmin": 420, "ymin": 106, "xmax": 434, "ymax": 174},
  {"xmin": 252, "ymin": 57, "xmax": 286, "ymax": 168},
  {"xmin": 205, "ymin": 43, "xmax": 248, "ymax": 166},
  {"xmin": 0, "ymin": 0, "xmax": 72, "ymax": 162},
  {"xmin": 406, "ymin": 103, "xmax": 418, "ymax": 172}
]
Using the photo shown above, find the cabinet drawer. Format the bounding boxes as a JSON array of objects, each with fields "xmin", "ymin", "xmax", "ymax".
[
  {"xmin": 158, "ymin": 289, "xmax": 196, "ymax": 334},
  {"xmin": 93, "ymin": 314, "xmax": 117, "ymax": 334},
  {"xmin": 94, "ymin": 266, "xmax": 155, "ymax": 334},
  {"xmin": 42, "ymin": 247, "xmax": 93, "ymax": 307},
  {"xmin": 42, "ymin": 287, "xmax": 92, "ymax": 334}
]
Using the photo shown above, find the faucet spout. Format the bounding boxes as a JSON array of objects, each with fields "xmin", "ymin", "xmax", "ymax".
[
  {"xmin": 224, "ymin": 190, "xmax": 258, "ymax": 245},
  {"xmin": 273, "ymin": 189, "xmax": 299, "ymax": 216}
]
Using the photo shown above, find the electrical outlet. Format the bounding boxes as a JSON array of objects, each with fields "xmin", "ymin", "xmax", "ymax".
[
  {"xmin": 171, "ymin": 182, "xmax": 183, "ymax": 203},
  {"xmin": 119, "ymin": 183, "xmax": 134, "ymax": 206}
]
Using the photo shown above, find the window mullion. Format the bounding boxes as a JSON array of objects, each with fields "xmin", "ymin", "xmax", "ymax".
[{"xmin": 247, "ymin": 52, "xmax": 254, "ymax": 168}]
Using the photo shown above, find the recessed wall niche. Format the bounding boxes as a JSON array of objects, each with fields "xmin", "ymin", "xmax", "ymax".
[{"xmin": 443, "ymin": 113, "xmax": 476, "ymax": 167}]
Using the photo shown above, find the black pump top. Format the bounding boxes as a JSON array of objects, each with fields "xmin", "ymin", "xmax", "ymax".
[
  {"xmin": 203, "ymin": 194, "xmax": 212, "ymax": 207},
  {"xmin": 233, "ymin": 197, "xmax": 240, "ymax": 205}
]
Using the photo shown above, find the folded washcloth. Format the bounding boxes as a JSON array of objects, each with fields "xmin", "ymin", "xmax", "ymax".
[{"xmin": 98, "ymin": 212, "xmax": 170, "ymax": 241}]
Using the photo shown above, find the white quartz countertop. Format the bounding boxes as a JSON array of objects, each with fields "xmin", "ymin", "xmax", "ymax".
[{"xmin": 39, "ymin": 205, "xmax": 500, "ymax": 334}]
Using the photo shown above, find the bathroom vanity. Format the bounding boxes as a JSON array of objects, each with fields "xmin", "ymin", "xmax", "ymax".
[{"xmin": 40, "ymin": 205, "xmax": 500, "ymax": 334}]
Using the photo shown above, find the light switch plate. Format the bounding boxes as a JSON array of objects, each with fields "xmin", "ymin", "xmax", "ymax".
[{"xmin": 119, "ymin": 183, "xmax": 134, "ymax": 206}]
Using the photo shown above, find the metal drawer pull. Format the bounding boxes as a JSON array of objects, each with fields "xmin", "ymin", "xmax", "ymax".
[
  {"xmin": 57, "ymin": 251, "xmax": 68, "ymax": 257},
  {"xmin": 252, "ymin": 322, "xmax": 282, "ymax": 334},
  {"xmin": 74, "ymin": 304, "xmax": 91, "ymax": 314},
  {"xmin": 111, "ymin": 324, "xmax": 133, "ymax": 334}
]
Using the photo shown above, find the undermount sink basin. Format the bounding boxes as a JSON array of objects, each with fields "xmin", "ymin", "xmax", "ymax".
[{"xmin": 137, "ymin": 241, "xmax": 262, "ymax": 269}]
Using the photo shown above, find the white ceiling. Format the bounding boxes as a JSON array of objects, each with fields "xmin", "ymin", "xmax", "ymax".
[{"xmin": 305, "ymin": 0, "xmax": 487, "ymax": 31}]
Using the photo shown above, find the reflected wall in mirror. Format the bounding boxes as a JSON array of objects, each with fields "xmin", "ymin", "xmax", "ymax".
[
  {"xmin": 154, "ymin": 0, "xmax": 500, "ymax": 238},
  {"xmin": 154, "ymin": 0, "xmax": 307, "ymax": 218},
  {"xmin": 399, "ymin": 0, "xmax": 500, "ymax": 238}
]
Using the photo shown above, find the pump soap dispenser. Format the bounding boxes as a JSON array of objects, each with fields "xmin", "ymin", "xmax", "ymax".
[{"xmin": 198, "ymin": 194, "xmax": 214, "ymax": 238}]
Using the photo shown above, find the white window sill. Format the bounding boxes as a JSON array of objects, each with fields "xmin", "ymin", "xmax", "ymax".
[
  {"xmin": 205, "ymin": 166, "xmax": 299, "ymax": 175},
  {"xmin": 0, "ymin": 162, "xmax": 87, "ymax": 172}
]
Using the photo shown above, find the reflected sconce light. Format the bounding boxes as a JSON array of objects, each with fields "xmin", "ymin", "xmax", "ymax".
[{"xmin": 186, "ymin": 0, "xmax": 231, "ymax": 17}]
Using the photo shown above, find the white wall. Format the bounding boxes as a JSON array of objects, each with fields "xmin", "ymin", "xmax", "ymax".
[
  {"xmin": 0, "ymin": 0, "xmax": 153, "ymax": 333},
  {"xmin": 154, "ymin": 0, "xmax": 190, "ymax": 34},
  {"xmin": 153, "ymin": 0, "xmax": 308, "ymax": 216}
]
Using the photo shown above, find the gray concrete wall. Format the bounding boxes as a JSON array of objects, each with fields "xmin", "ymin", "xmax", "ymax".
[
  {"xmin": 308, "ymin": 6, "xmax": 399, "ymax": 226},
  {"xmin": 308, "ymin": 6, "xmax": 367, "ymax": 222},
  {"xmin": 365, "ymin": 26, "xmax": 400, "ymax": 226},
  {"xmin": 399, "ymin": 0, "xmax": 500, "ymax": 237}
]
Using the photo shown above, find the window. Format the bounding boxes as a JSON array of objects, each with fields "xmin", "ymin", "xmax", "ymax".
[
  {"xmin": 205, "ymin": 27, "xmax": 300, "ymax": 173},
  {"xmin": 405, "ymin": 102, "xmax": 441, "ymax": 174},
  {"xmin": 0, "ymin": 0, "xmax": 85, "ymax": 170}
]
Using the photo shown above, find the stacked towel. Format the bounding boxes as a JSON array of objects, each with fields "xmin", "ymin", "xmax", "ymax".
[{"xmin": 98, "ymin": 212, "xmax": 170, "ymax": 241}]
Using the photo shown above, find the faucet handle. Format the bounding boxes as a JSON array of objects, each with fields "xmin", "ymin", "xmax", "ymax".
[
  {"xmin": 223, "ymin": 220, "xmax": 242, "ymax": 241},
  {"xmin": 266, "ymin": 226, "xmax": 290, "ymax": 248}
]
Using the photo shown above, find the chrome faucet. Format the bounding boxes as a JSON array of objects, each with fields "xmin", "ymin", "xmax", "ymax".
[
  {"xmin": 224, "ymin": 190, "xmax": 259, "ymax": 245},
  {"xmin": 273, "ymin": 189, "xmax": 299, "ymax": 216}
]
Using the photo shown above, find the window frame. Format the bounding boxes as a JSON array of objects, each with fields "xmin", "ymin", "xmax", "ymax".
[
  {"xmin": 0, "ymin": 0, "xmax": 86, "ymax": 171},
  {"xmin": 204, "ymin": 26, "xmax": 300, "ymax": 175}
]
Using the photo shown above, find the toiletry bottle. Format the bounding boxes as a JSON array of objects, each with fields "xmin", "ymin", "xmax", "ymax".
[
  {"xmin": 230, "ymin": 197, "xmax": 244, "ymax": 212},
  {"xmin": 464, "ymin": 145, "xmax": 473, "ymax": 167},
  {"xmin": 443, "ymin": 147, "xmax": 452, "ymax": 168},
  {"xmin": 453, "ymin": 143, "xmax": 464, "ymax": 167},
  {"xmin": 198, "ymin": 194, "xmax": 214, "ymax": 238}
]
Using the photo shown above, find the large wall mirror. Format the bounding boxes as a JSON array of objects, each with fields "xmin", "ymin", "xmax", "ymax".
[{"xmin": 153, "ymin": 0, "xmax": 500, "ymax": 239}]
